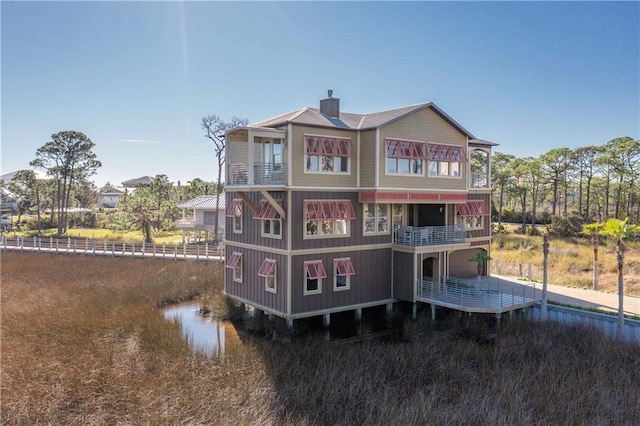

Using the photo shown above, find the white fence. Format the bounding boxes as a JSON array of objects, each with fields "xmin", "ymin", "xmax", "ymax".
[
  {"xmin": 526, "ymin": 303, "xmax": 640, "ymax": 344},
  {"xmin": 1, "ymin": 236, "xmax": 223, "ymax": 262}
]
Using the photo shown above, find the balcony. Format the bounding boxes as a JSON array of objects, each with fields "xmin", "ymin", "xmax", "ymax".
[
  {"xmin": 393, "ymin": 224, "xmax": 466, "ymax": 246},
  {"xmin": 416, "ymin": 276, "xmax": 535, "ymax": 314},
  {"xmin": 227, "ymin": 163, "xmax": 287, "ymax": 185}
]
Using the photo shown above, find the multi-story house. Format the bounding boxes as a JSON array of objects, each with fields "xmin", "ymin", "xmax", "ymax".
[{"xmin": 223, "ymin": 92, "xmax": 531, "ymax": 328}]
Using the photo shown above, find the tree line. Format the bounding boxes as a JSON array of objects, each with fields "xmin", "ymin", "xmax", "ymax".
[{"xmin": 492, "ymin": 136, "xmax": 640, "ymax": 234}]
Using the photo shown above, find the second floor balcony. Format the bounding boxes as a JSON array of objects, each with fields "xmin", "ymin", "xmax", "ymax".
[
  {"xmin": 393, "ymin": 224, "xmax": 466, "ymax": 246},
  {"xmin": 228, "ymin": 162, "xmax": 287, "ymax": 186}
]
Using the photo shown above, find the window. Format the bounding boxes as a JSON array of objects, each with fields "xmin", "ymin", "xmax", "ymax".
[
  {"xmin": 470, "ymin": 149, "xmax": 489, "ymax": 188},
  {"xmin": 305, "ymin": 135, "xmax": 352, "ymax": 174},
  {"xmin": 226, "ymin": 199, "xmax": 243, "ymax": 234},
  {"xmin": 456, "ymin": 214, "xmax": 483, "ymax": 230},
  {"xmin": 455, "ymin": 200, "xmax": 489, "ymax": 231},
  {"xmin": 385, "ymin": 139, "xmax": 425, "ymax": 176},
  {"xmin": 427, "ymin": 143, "xmax": 465, "ymax": 177},
  {"xmin": 258, "ymin": 258, "xmax": 277, "ymax": 293},
  {"xmin": 392, "ymin": 204, "xmax": 404, "ymax": 230},
  {"xmin": 304, "ymin": 260, "xmax": 326, "ymax": 295},
  {"xmin": 225, "ymin": 252, "xmax": 243, "ymax": 283},
  {"xmin": 304, "ymin": 200, "xmax": 356, "ymax": 238},
  {"xmin": 334, "ymin": 258, "xmax": 355, "ymax": 291},
  {"xmin": 364, "ymin": 203, "xmax": 389, "ymax": 234},
  {"xmin": 254, "ymin": 199, "xmax": 282, "ymax": 239}
]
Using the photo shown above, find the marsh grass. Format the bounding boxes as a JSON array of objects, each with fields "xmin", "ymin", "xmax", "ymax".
[
  {"xmin": 2, "ymin": 252, "xmax": 640, "ymax": 424},
  {"xmin": 492, "ymin": 233, "xmax": 640, "ymax": 294}
]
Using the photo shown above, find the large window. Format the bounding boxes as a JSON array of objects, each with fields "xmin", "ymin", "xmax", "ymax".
[
  {"xmin": 392, "ymin": 204, "xmax": 404, "ymax": 230},
  {"xmin": 304, "ymin": 260, "xmax": 326, "ymax": 295},
  {"xmin": 305, "ymin": 135, "xmax": 352, "ymax": 174},
  {"xmin": 470, "ymin": 149, "xmax": 490, "ymax": 188},
  {"xmin": 304, "ymin": 200, "xmax": 356, "ymax": 238},
  {"xmin": 385, "ymin": 139, "xmax": 425, "ymax": 176},
  {"xmin": 334, "ymin": 258, "xmax": 355, "ymax": 291},
  {"xmin": 226, "ymin": 199, "xmax": 243, "ymax": 234},
  {"xmin": 364, "ymin": 203, "xmax": 389, "ymax": 234},
  {"xmin": 455, "ymin": 200, "xmax": 489, "ymax": 231},
  {"xmin": 258, "ymin": 258, "xmax": 277, "ymax": 293},
  {"xmin": 427, "ymin": 143, "xmax": 465, "ymax": 178},
  {"xmin": 225, "ymin": 252, "xmax": 243, "ymax": 283}
]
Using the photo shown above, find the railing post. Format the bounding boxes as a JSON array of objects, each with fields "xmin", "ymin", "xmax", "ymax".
[
  {"xmin": 196, "ymin": 244, "xmax": 200, "ymax": 260},
  {"xmin": 132, "ymin": 242, "xmax": 136, "ymax": 257},
  {"xmin": 85, "ymin": 238, "xmax": 89, "ymax": 252},
  {"xmin": 112, "ymin": 242, "xmax": 115, "ymax": 257},
  {"xmin": 67, "ymin": 237, "xmax": 71, "ymax": 250},
  {"xmin": 104, "ymin": 240, "xmax": 107, "ymax": 254},
  {"xmin": 74, "ymin": 240, "xmax": 77, "ymax": 254},
  {"xmin": 56, "ymin": 238, "xmax": 59, "ymax": 254},
  {"xmin": 122, "ymin": 242, "xmax": 126, "ymax": 256},
  {"xmin": 183, "ymin": 243, "xmax": 186, "ymax": 259},
  {"xmin": 93, "ymin": 240, "xmax": 96, "ymax": 256},
  {"xmin": 174, "ymin": 245, "xmax": 177, "ymax": 260},
  {"xmin": 162, "ymin": 243, "xmax": 166, "ymax": 259},
  {"xmin": 49, "ymin": 236, "xmax": 53, "ymax": 250},
  {"xmin": 205, "ymin": 243, "xmax": 209, "ymax": 260},
  {"xmin": 20, "ymin": 237, "xmax": 23, "ymax": 252},
  {"xmin": 142, "ymin": 241, "xmax": 145, "ymax": 256},
  {"xmin": 153, "ymin": 243, "xmax": 156, "ymax": 259}
]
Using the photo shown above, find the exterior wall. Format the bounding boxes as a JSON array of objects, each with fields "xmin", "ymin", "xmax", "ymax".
[
  {"xmin": 290, "ymin": 248, "xmax": 391, "ymax": 315},
  {"xmin": 226, "ymin": 132, "xmax": 249, "ymax": 167},
  {"xmin": 377, "ymin": 108, "xmax": 468, "ymax": 192},
  {"xmin": 289, "ymin": 125, "xmax": 358, "ymax": 188},
  {"xmin": 195, "ymin": 209, "xmax": 225, "ymax": 235},
  {"xmin": 224, "ymin": 246, "xmax": 288, "ymax": 315},
  {"xmin": 393, "ymin": 251, "xmax": 415, "ymax": 302},
  {"xmin": 290, "ymin": 190, "xmax": 391, "ymax": 251},
  {"xmin": 449, "ymin": 248, "xmax": 485, "ymax": 278},
  {"xmin": 359, "ymin": 130, "xmax": 377, "ymax": 188},
  {"xmin": 466, "ymin": 192, "xmax": 491, "ymax": 238},
  {"xmin": 225, "ymin": 191, "xmax": 288, "ymax": 251}
]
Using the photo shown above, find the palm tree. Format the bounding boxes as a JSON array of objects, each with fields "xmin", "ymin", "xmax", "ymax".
[
  {"xmin": 469, "ymin": 250, "xmax": 493, "ymax": 279},
  {"xmin": 600, "ymin": 217, "xmax": 640, "ymax": 341},
  {"xmin": 582, "ymin": 222, "xmax": 603, "ymax": 290}
]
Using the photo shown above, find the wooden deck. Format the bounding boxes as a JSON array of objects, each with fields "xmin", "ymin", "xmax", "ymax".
[{"xmin": 416, "ymin": 277, "xmax": 535, "ymax": 314}]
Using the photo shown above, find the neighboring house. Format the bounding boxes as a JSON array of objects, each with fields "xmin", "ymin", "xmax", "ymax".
[
  {"xmin": 223, "ymin": 92, "xmax": 525, "ymax": 327},
  {"xmin": 176, "ymin": 195, "xmax": 226, "ymax": 243},
  {"xmin": 97, "ymin": 185, "xmax": 125, "ymax": 209},
  {"xmin": 121, "ymin": 176, "xmax": 153, "ymax": 188},
  {"xmin": 0, "ymin": 187, "xmax": 17, "ymax": 215}
]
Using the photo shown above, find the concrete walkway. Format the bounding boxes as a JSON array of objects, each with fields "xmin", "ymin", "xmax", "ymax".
[{"xmin": 494, "ymin": 274, "xmax": 640, "ymax": 317}]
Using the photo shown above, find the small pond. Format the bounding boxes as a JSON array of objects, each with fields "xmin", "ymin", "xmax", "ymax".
[{"xmin": 163, "ymin": 303, "xmax": 243, "ymax": 357}]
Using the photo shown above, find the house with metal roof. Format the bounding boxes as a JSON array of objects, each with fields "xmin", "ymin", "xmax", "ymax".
[
  {"xmin": 222, "ymin": 92, "xmax": 531, "ymax": 330},
  {"xmin": 176, "ymin": 194, "xmax": 226, "ymax": 243}
]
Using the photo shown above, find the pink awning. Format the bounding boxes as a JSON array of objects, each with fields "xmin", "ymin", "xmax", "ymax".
[
  {"xmin": 257, "ymin": 258, "xmax": 277, "ymax": 277},
  {"xmin": 304, "ymin": 200, "xmax": 356, "ymax": 220},
  {"xmin": 305, "ymin": 135, "xmax": 353, "ymax": 157},
  {"xmin": 386, "ymin": 139, "xmax": 426, "ymax": 160},
  {"xmin": 334, "ymin": 258, "xmax": 355, "ymax": 276},
  {"xmin": 427, "ymin": 143, "xmax": 467, "ymax": 162},
  {"xmin": 305, "ymin": 261, "xmax": 327, "ymax": 279},
  {"xmin": 225, "ymin": 252, "xmax": 242, "ymax": 269},
  {"xmin": 226, "ymin": 199, "xmax": 243, "ymax": 217},
  {"xmin": 254, "ymin": 200, "xmax": 280, "ymax": 220},
  {"xmin": 456, "ymin": 200, "xmax": 489, "ymax": 216}
]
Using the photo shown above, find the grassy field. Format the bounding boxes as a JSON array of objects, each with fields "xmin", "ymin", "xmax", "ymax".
[
  {"xmin": 492, "ymin": 233, "xmax": 640, "ymax": 295},
  {"xmin": 2, "ymin": 251, "xmax": 640, "ymax": 424},
  {"xmin": 9, "ymin": 227, "xmax": 186, "ymax": 245}
]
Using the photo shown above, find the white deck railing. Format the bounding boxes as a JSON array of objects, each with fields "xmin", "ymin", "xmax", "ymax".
[{"xmin": 393, "ymin": 224, "xmax": 466, "ymax": 246}]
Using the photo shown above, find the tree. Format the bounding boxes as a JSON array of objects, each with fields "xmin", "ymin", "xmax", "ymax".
[
  {"xmin": 581, "ymin": 222, "xmax": 603, "ymax": 290},
  {"xmin": 30, "ymin": 131, "xmax": 101, "ymax": 235},
  {"xmin": 541, "ymin": 148, "xmax": 572, "ymax": 217},
  {"xmin": 600, "ymin": 217, "xmax": 640, "ymax": 341},
  {"xmin": 573, "ymin": 146, "xmax": 602, "ymax": 220},
  {"xmin": 469, "ymin": 250, "xmax": 492, "ymax": 279},
  {"xmin": 201, "ymin": 115, "xmax": 248, "ymax": 241},
  {"xmin": 7, "ymin": 170, "xmax": 52, "ymax": 234},
  {"xmin": 491, "ymin": 152, "xmax": 516, "ymax": 227}
]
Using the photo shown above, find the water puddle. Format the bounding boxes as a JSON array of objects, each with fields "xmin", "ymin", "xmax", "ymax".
[{"xmin": 163, "ymin": 303, "xmax": 243, "ymax": 357}]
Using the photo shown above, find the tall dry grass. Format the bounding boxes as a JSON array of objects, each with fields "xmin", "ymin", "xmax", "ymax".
[{"xmin": 2, "ymin": 251, "xmax": 640, "ymax": 424}]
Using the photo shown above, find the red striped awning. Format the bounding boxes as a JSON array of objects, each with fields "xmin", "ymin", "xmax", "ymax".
[
  {"xmin": 225, "ymin": 199, "xmax": 243, "ymax": 217},
  {"xmin": 427, "ymin": 143, "xmax": 467, "ymax": 162},
  {"xmin": 305, "ymin": 135, "xmax": 353, "ymax": 157},
  {"xmin": 253, "ymin": 199, "xmax": 280, "ymax": 220},
  {"xmin": 225, "ymin": 252, "xmax": 242, "ymax": 269},
  {"xmin": 334, "ymin": 258, "xmax": 355, "ymax": 276},
  {"xmin": 386, "ymin": 139, "xmax": 426, "ymax": 160},
  {"xmin": 304, "ymin": 200, "xmax": 356, "ymax": 220},
  {"xmin": 456, "ymin": 200, "xmax": 489, "ymax": 216},
  {"xmin": 257, "ymin": 258, "xmax": 277, "ymax": 277},
  {"xmin": 305, "ymin": 261, "xmax": 327, "ymax": 279}
]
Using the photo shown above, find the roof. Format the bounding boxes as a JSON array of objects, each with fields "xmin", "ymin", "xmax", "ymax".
[
  {"xmin": 468, "ymin": 138, "xmax": 499, "ymax": 147},
  {"xmin": 247, "ymin": 102, "xmax": 476, "ymax": 139},
  {"xmin": 121, "ymin": 176, "xmax": 153, "ymax": 187},
  {"xmin": 0, "ymin": 169, "xmax": 49, "ymax": 182},
  {"xmin": 98, "ymin": 186, "xmax": 125, "ymax": 195},
  {"xmin": 177, "ymin": 195, "xmax": 226, "ymax": 210}
]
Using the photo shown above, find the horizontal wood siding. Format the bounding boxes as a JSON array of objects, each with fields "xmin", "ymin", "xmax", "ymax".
[
  {"xmin": 393, "ymin": 251, "xmax": 415, "ymax": 301},
  {"xmin": 359, "ymin": 130, "xmax": 376, "ymax": 187},
  {"xmin": 291, "ymin": 191, "xmax": 391, "ymax": 251},
  {"xmin": 290, "ymin": 125, "xmax": 358, "ymax": 188},
  {"xmin": 290, "ymin": 248, "xmax": 392, "ymax": 314},
  {"xmin": 225, "ymin": 191, "xmax": 288, "ymax": 250},
  {"xmin": 224, "ymin": 245, "xmax": 288, "ymax": 314}
]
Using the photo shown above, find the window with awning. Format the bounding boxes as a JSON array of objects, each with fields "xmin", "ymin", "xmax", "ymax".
[
  {"xmin": 456, "ymin": 200, "xmax": 489, "ymax": 216},
  {"xmin": 304, "ymin": 200, "xmax": 356, "ymax": 220},
  {"xmin": 334, "ymin": 258, "xmax": 355, "ymax": 276},
  {"xmin": 225, "ymin": 252, "xmax": 243, "ymax": 269},
  {"xmin": 226, "ymin": 199, "xmax": 243, "ymax": 217},
  {"xmin": 305, "ymin": 260, "xmax": 327, "ymax": 279},
  {"xmin": 305, "ymin": 135, "xmax": 353, "ymax": 156},
  {"xmin": 254, "ymin": 199, "xmax": 281, "ymax": 220},
  {"xmin": 257, "ymin": 258, "xmax": 277, "ymax": 277},
  {"xmin": 427, "ymin": 143, "xmax": 466, "ymax": 162},
  {"xmin": 386, "ymin": 139, "xmax": 426, "ymax": 159}
]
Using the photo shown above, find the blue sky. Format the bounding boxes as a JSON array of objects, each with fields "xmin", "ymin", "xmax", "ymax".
[{"xmin": 2, "ymin": 1, "xmax": 638, "ymax": 187}]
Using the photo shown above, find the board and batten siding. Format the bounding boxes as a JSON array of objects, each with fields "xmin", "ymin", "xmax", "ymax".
[
  {"xmin": 290, "ymin": 248, "xmax": 392, "ymax": 315},
  {"xmin": 225, "ymin": 191, "xmax": 288, "ymax": 251},
  {"xmin": 224, "ymin": 246, "xmax": 288, "ymax": 315},
  {"xmin": 289, "ymin": 125, "xmax": 358, "ymax": 188},
  {"xmin": 290, "ymin": 191, "xmax": 391, "ymax": 251},
  {"xmin": 393, "ymin": 251, "xmax": 415, "ymax": 302}
]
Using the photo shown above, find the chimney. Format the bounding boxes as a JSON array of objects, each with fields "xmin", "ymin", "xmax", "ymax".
[{"xmin": 320, "ymin": 89, "xmax": 340, "ymax": 119}]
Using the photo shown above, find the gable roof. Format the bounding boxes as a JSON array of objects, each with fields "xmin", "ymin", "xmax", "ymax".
[
  {"xmin": 121, "ymin": 176, "xmax": 153, "ymax": 187},
  {"xmin": 248, "ymin": 102, "xmax": 476, "ymax": 138},
  {"xmin": 178, "ymin": 195, "xmax": 226, "ymax": 210}
]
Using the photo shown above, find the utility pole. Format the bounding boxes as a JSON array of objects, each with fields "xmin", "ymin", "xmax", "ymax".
[{"xmin": 541, "ymin": 233, "xmax": 549, "ymax": 320}]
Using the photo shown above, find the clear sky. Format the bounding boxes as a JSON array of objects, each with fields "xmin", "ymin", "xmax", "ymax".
[{"xmin": 2, "ymin": 1, "xmax": 638, "ymax": 188}]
